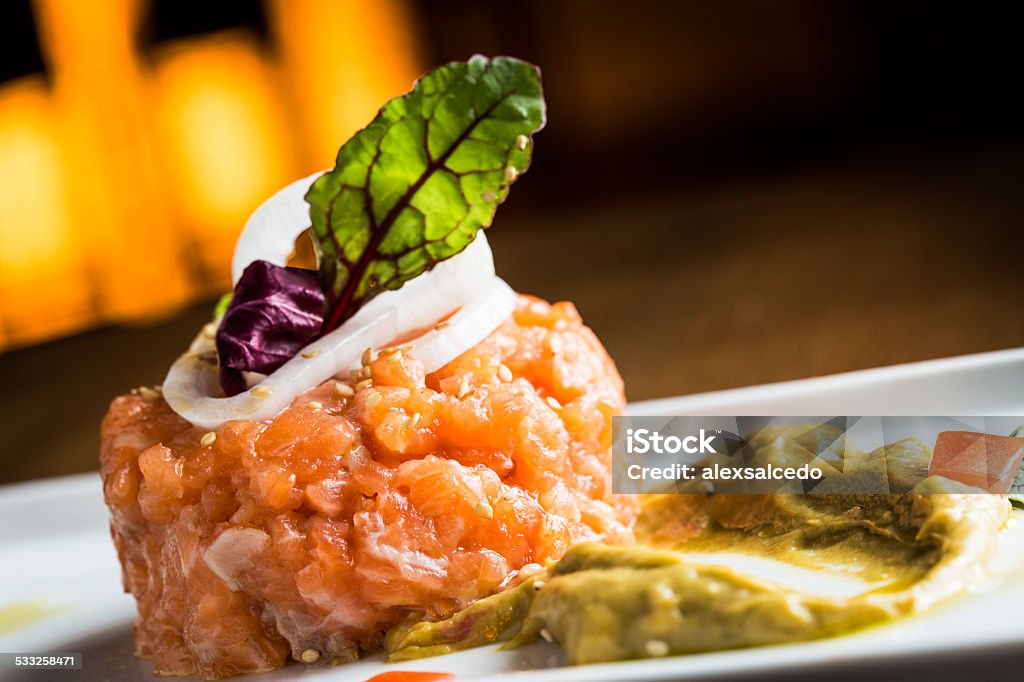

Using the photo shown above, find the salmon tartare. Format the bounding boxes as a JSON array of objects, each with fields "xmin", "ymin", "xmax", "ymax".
[{"xmin": 99, "ymin": 56, "xmax": 638, "ymax": 677}]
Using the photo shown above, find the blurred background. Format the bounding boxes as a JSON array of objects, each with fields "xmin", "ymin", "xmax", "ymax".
[{"xmin": 1, "ymin": 0, "xmax": 1023, "ymax": 483}]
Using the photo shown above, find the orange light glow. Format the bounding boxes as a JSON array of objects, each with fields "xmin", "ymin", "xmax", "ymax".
[
  {"xmin": 0, "ymin": 0, "xmax": 421, "ymax": 350},
  {"xmin": 267, "ymin": 0, "xmax": 422, "ymax": 168},
  {"xmin": 151, "ymin": 33, "xmax": 298, "ymax": 288},
  {"xmin": 33, "ymin": 0, "xmax": 193, "ymax": 325},
  {"xmin": 0, "ymin": 76, "xmax": 92, "ymax": 344}
]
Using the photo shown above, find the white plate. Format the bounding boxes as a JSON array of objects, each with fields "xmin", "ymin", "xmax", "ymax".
[{"xmin": 3, "ymin": 348, "xmax": 1024, "ymax": 681}]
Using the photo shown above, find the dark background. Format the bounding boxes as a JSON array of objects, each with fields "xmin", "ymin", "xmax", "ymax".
[{"xmin": 3, "ymin": 0, "xmax": 1024, "ymax": 484}]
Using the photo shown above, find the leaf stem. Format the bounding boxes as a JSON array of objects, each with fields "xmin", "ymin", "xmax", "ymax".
[{"xmin": 322, "ymin": 94, "xmax": 510, "ymax": 332}]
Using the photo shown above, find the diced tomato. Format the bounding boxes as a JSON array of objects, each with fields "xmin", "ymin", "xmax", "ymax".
[
  {"xmin": 929, "ymin": 431, "xmax": 1024, "ymax": 493},
  {"xmin": 363, "ymin": 672, "xmax": 455, "ymax": 682}
]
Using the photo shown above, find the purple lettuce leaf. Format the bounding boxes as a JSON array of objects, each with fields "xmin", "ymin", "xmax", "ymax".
[{"xmin": 216, "ymin": 260, "xmax": 325, "ymax": 396}]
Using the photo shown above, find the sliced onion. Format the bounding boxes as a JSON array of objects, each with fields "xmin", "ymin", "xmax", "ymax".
[
  {"xmin": 164, "ymin": 234, "xmax": 511, "ymax": 429},
  {"xmin": 401, "ymin": 278, "xmax": 516, "ymax": 373},
  {"xmin": 231, "ymin": 171, "xmax": 324, "ymax": 284},
  {"xmin": 203, "ymin": 527, "xmax": 269, "ymax": 591}
]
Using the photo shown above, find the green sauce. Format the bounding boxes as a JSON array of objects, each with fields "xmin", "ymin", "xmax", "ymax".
[
  {"xmin": 0, "ymin": 601, "xmax": 59, "ymax": 635},
  {"xmin": 385, "ymin": 427, "xmax": 1014, "ymax": 665}
]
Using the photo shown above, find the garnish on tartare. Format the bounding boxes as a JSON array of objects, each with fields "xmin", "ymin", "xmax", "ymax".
[
  {"xmin": 101, "ymin": 56, "xmax": 638, "ymax": 678},
  {"xmin": 164, "ymin": 55, "xmax": 545, "ymax": 428}
]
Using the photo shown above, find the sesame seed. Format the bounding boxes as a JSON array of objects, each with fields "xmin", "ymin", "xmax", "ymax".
[
  {"xmin": 515, "ymin": 134, "xmax": 529, "ymax": 150},
  {"xmin": 202, "ymin": 323, "xmax": 217, "ymax": 338},
  {"xmin": 409, "ymin": 412, "xmax": 422, "ymax": 428},
  {"xmin": 250, "ymin": 385, "xmax": 272, "ymax": 398},
  {"xmin": 539, "ymin": 628, "xmax": 555, "ymax": 642},
  {"xmin": 302, "ymin": 350, "xmax": 320, "ymax": 359},
  {"xmin": 520, "ymin": 561, "xmax": 544, "ymax": 577},
  {"xmin": 457, "ymin": 378, "xmax": 472, "ymax": 399},
  {"xmin": 355, "ymin": 378, "xmax": 373, "ymax": 392},
  {"xmin": 307, "ymin": 401, "xmax": 323, "ymax": 410},
  {"xmin": 500, "ymin": 488, "xmax": 516, "ymax": 502},
  {"xmin": 334, "ymin": 382, "xmax": 355, "ymax": 397},
  {"xmin": 299, "ymin": 648, "xmax": 321, "ymax": 664},
  {"xmin": 504, "ymin": 165, "xmax": 519, "ymax": 183},
  {"xmin": 545, "ymin": 396, "xmax": 562, "ymax": 411},
  {"xmin": 651, "ymin": 583, "xmax": 676, "ymax": 605},
  {"xmin": 474, "ymin": 501, "xmax": 494, "ymax": 520},
  {"xmin": 533, "ymin": 580, "xmax": 546, "ymax": 591},
  {"xmin": 365, "ymin": 391, "xmax": 382, "ymax": 408},
  {"xmin": 351, "ymin": 366, "xmax": 371, "ymax": 382},
  {"xmin": 644, "ymin": 639, "xmax": 670, "ymax": 657},
  {"xmin": 518, "ymin": 562, "xmax": 543, "ymax": 578},
  {"xmin": 498, "ymin": 364, "xmax": 513, "ymax": 382},
  {"xmin": 481, "ymin": 191, "xmax": 497, "ymax": 202},
  {"xmin": 434, "ymin": 321, "xmax": 450, "ymax": 331},
  {"xmin": 139, "ymin": 386, "xmax": 160, "ymax": 401},
  {"xmin": 200, "ymin": 432, "xmax": 217, "ymax": 447},
  {"xmin": 361, "ymin": 347, "xmax": 373, "ymax": 366}
]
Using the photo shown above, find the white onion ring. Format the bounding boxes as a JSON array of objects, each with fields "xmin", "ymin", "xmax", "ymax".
[
  {"xmin": 400, "ymin": 278, "xmax": 516, "ymax": 373},
  {"xmin": 231, "ymin": 171, "xmax": 324, "ymax": 284},
  {"xmin": 164, "ymin": 235, "xmax": 511, "ymax": 428}
]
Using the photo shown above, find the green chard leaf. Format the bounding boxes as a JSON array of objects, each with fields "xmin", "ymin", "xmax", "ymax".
[{"xmin": 306, "ymin": 55, "xmax": 546, "ymax": 331}]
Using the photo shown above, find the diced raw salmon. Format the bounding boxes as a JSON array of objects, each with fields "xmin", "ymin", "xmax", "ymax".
[{"xmin": 100, "ymin": 295, "xmax": 637, "ymax": 679}]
